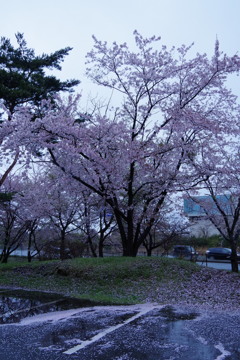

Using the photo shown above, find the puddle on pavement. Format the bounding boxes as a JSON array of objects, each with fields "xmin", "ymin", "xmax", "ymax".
[
  {"xmin": 0, "ymin": 288, "xmax": 98, "ymax": 324},
  {"xmin": 157, "ymin": 305, "xmax": 199, "ymax": 321}
]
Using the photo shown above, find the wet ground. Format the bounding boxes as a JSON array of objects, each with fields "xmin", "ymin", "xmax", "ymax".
[
  {"xmin": 0, "ymin": 288, "xmax": 240, "ymax": 359},
  {"xmin": 0, "ymin": 288, "xmax": 96, "ymax": 324}
]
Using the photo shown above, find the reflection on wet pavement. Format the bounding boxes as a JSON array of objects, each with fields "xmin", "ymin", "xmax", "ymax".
[{"xmin": 0, "ymin": 288, "xmax": 96, "ymax": 324}]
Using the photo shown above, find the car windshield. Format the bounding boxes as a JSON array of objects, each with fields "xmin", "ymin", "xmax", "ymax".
[
  {"xmin": 174, "ymin": 246, "xmax": 193, "ymax": 252},
  {"xmin": 209, "ymin": 248, "xmax": 231, "ymax": 253},
  {"xmin": 223, "ymin": 248, "xmax": 231, "ymax": 253}
]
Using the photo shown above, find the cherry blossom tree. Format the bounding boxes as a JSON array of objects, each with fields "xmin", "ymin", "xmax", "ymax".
[
  {"xmin": 78, "ymin": 192, "xmax": 117, "ymax": 257},
  {"xmin": 143, "ymin": 215, "xmax": 189, "ymax": 257},
  {"xmin": 39, "ymin": 167, "xmax": 117, "ymax": 258},
  {"xmin": 97, "ymin": 206, "xmax": 116, "ymax": 257},
  {"xmin": 13, "ymin": 173, "xmax": 56, "ymax": 262},
  {"xmin": 0, "ymin": 175, "xmax": 29, "ymax": 262},
  {"xmin": 185, "ymin": 136, "xmax": 240, "ymax": 272},
  {"xmin": 13, "ymin": 32, "xmax": 240, "ymax": 257},
  {"xmin": 40, "ymin": 181, "xmax": 80, "ymax": 259}
]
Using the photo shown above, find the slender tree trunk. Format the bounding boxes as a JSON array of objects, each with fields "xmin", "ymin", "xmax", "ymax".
[
  {"xmin": 113, "ymin": 210, "xmax": 129, "ymax": 255},
  {"xmin": 98, "ymin": 229, "xmax": 105, "ymax": 257},
  {"xmin": 60, "ymin": 229, "xmax": 67, "ymax": 260},
  {"xmin": 98, "ymin": 212, "xmax": 106, "ymax": 257},
  {"xmin": 87, "ymin": 235, "xmax": 97, "ymax": 257},
  {"xmin": 143, "ymin": 233, "xmax": 153, "ymax": 257},
  {"xmin": 98, "ymin": 239, "xmax": 104, "ymax": 257},
  {"xmin": 0, "ymin": 151, "xmax": 19, "ymax": 187},
  {"xmin": 27, "ymin": 249, "xmax": 31, "ymax": 263},
  {"xmin": 27, "ymin": 232, "xmax": 32, "ymax": 263}
]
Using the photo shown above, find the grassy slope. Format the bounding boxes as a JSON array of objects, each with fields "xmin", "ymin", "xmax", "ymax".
[{"xmin": 0, "ymin": 257, "xmax": 197, "ymax": 304}]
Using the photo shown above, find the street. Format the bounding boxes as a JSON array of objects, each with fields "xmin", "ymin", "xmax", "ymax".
[{"xmin": 198, "ymin": 260, "xmax": 234, "ymax": 271}]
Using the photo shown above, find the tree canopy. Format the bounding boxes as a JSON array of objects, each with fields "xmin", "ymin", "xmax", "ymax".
[
  {"xmin": 0, "ymin": 32, "xmax": 80, "ymax": 189},
  {"xmin": 0, "ymin": 32, "xmax": 80, "ymax": 116}
]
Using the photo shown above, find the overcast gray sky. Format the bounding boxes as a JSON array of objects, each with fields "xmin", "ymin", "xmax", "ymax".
[{"xmin": 1, "ymin": 0, "xmax": 239, "ymax": 100}]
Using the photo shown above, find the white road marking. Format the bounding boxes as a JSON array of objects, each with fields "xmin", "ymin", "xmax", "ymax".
[
  {"xmin": 20, "ymin": 307, "xmax": 91, "ymax": 325},
  {"xmin": 214, "ymin": 343, "xmax": 231, "ymax": 360},
  {"xmin": 64, "ymin": 304, "xmax": 160, "ymax": 355}
]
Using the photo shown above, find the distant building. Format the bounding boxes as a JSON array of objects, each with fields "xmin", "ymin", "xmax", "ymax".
[{"xmin": 183, "ymin": 195, "xmax": 230, "ymax": 237}]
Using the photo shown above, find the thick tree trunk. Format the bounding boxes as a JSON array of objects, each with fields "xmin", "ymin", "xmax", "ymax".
[
  {"xmin": 147, "ymin": 248, "xmax": 152, "ymax": 256},
  {"xmin": 231, "ymin": 259, "xmax": 238, "ymax": 273},
  {"xmin": 230, "ymin": 238, "xmax": 239, "ymax": 273},
  {"xmin": 114, "ymin": 208, "xmax": 141, "ymax": 256},
  {"xmin": 122, "ymin": 240, "xmax": 139, "ymax": 257},
  {"xmin": 0, "ymin": 243, "xmax": 10, "ymax": 263},
  {"xmin": 1, "ymin": 249, "xmax": 10, "ymax": 263},
  {"xmin": 1, "ymin": 256, "xmax": 8, "ymax": 263},
  {"xmin": 231, "ymin": 248, "xmax": 239, "ymax": 272}
]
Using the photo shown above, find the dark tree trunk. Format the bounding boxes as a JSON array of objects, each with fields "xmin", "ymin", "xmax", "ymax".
[
  {"xmin": 87, "ymin": 235, "xmax": 97, "ymax": 257},
  {"xmin": 231, "ymin": 259, "xmax": 238, "ymax": 273},
  {"xmin": 122, "ymin": 240, "xmax": 138, "ymax": 257},
  {"xmin": 27, "ymin": 232, "xmax": 32, "ymax": 263},
  {"xmin": 1, "ymin": 248, "xmax": 10, "ymax": 263},
  {"xmin": 27, "ymin": 249, "xmax": 32, "ymax": 263},
  {"xmin": 60, "ymin": 230, "xmax": 67, "ymax": 260},
  {"xmin": 147, "ymin": 248, "xmax": 152, "ymax": 256},
  {"xmin": 98, "ymin": 238, "xmax": 104, "ymax": 257},
  {"xmin": 231, "ymin": 247, "xmax": 239, "ymax": 272},
  {"xmin": 1, "ymin": 256, "xmax": 8, "ymax": 263}
]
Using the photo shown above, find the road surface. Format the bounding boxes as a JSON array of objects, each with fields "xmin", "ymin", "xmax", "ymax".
[{"xmin": 0, "ymin": 289, "xmax": 239, "ymax": 360}]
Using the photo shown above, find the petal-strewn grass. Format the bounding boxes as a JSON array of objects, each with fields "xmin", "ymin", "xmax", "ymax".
[{"xmin": 0, "ymin": 257, "xmax": 239, "ymax": 309}]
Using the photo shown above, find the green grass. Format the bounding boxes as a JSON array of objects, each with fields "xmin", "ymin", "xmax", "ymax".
[{"xmin": 0, "ymin": 256, "xmax": 199, "ymax": 305}]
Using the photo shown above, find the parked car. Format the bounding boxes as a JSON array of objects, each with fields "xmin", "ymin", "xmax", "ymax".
[
  {"xmin": 172, "ymin": 245, "xmax": 198, "ymax": 259},
  {"xmin": 205, "ymin": 247, "xmax": 240, "ymax": 260}
]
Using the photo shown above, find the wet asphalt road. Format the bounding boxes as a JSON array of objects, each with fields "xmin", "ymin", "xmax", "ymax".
[{"xmin": 0, "ymin": 289, "xmax": 240, "ymax": 360}]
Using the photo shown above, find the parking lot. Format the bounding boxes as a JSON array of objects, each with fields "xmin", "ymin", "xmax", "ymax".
[{"xmin": 0, "ymin": 288, "xmax": 240, "ymax": 360}]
